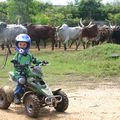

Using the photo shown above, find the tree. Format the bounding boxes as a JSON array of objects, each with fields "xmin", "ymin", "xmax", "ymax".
[
  {"xmin": 0, "ymin": 2, "xmax": 8, "ymax": 22},
  {"xmin": 7, "ymin": 0, "xmax": 35, "ymax": 23},
  {"xmin": 102, "ymin": 3, "xmax": 120, "ymax": 24},
  {"xmin": 78, "ymin": 0, "xmax": 103, "ymax": 20}
]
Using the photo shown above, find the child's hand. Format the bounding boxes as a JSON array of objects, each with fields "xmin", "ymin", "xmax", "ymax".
[
  {"xmin": 11, "ymin": 60, "xmax": 19, "ymax": 64},
  {"xmin": 42, "ymin": 61, "xmax": 49, "ymax": 65},
  {"xmin": 41, "ymin": 61, "xmax": 49, "ymax": 66}
]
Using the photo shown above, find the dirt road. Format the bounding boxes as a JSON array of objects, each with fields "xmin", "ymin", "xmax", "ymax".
[{"xmin": 1, "ymin": 76, "xmax": 120, "ymax": 120}]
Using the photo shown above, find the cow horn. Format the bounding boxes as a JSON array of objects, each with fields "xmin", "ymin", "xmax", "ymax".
[
  {"xmin": 87, "ymin": 19, "xmax": 93, "ymax": 27},
  {"xmin": 105, "ymin": 19, "xmax": 113, "ymax": 28},
  {"xmin": 56, "ymin": 25, "xmax": 61, "ymax": 31},
  {"xmin": 79, "ymin": 18, "xmax": 84, "ymax": 27}
]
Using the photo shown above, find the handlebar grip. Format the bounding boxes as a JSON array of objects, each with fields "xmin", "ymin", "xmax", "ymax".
[
  {"xmin": 11, "ymin": 60, "xmax": 18, "ymax": 64},
  {"xmin": 42, "ymin": 61, "xmax": 49, "ymax": 64}
]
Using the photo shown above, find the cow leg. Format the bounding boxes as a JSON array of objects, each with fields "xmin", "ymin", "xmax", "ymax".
[
  {"xmin": 75, "ymin": 40, "xmax": 80, "ymax": 50},
  {"xmin": 92, "ymin": 41, "xmax": 95, "ymax": 46},
  {"xmin": 64, "ymin": 44, "xmax": 67, "ymax": 51},
  {"xmin": 43, "ymin": 39, "xmax": 46, "ymax": 48},
  {"xmin": 81, "ymin": 39, "xmax": 86, "ymax": 49},
  {"xmin": 6, "ymin": 44, "xmax": 12, "ymax": 54},
  {"xmin": 86, "ymin": 41, "xmax": 90, "ymax": 48},
  {"xmin": 51, "ymin": 40, "xmax": 55, "ymax": 50},
  {"xmin": 69, "ymin": 40, "xmax": 74, "ymax": 48},
  {"xmin": 6, "ymin": 41, "xmax": 12, "ymax": 48},
  {"xmin": 63, "ymin": 39, "xmax": 69, "ymax": 50},
  {"xmin": 92, "ymin": 41, "xmax": 98, "ymax": 46},
  {"xmin": 108, "ymin": 37, "xmax": 113, "ymax": 43},
  {"xmin": 75, "ymin": 40, "xmax": 78, "ymax": 49},
  {"xmin": 55, "ymin": 41, "xmax": 61, "ymax": 48},
  {"xmin": 1, "ymin": 43, "xmax": 4, "ymax": 50},
  {"xmin": 55, "ymin": 41, "xmax": 58, "ymax": 48},
  {"xmin": 10, "ymin": 42, "xmax": 12, "ymax": 47},
  {"xmin": 53, "ymin": 39, "xmax": 57, "ymax": 48},
  {"xmin": 36, "ymin": 40, "xmax": 40, "ymax": 51},
  {"xmin": 58, "ymin": 41, "xmax": 61, "ymax": 48},
  {"xmin": 82, "ymin": 42, "xmax": 86, "ymax": 49},
  {"xmin": 68, "ymin": 41, "xmax": 71, "ymax": 47}
]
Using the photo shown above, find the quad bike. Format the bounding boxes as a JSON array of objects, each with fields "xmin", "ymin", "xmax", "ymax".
[{"xmin": 0, "ymin": 61, "xmax": 69, "ymax": 118}]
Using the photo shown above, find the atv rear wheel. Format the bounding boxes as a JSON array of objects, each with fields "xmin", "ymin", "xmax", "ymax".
[
  {"xmin": 24, "ymin": 94, "xmax": 40, "ymax": 118},
  {"xmin": 0, "ymin": 88, "xmax": 11, "ymax": 109},
  {"xmin": 53, "ymin": 90, "xmax": 69, "ymax": 112}
]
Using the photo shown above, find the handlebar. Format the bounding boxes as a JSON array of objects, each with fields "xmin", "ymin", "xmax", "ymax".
[
  {"xmin": 40, "ymin": 61, "xmax": 49, "ymax": 66},
  {"xmin": 30, "ymin": 61, "xmax": 49, "ymax": 69}
]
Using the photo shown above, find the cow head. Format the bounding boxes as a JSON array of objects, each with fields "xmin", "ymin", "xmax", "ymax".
[
  {"xmin": 105, "ymin": 19, "xmax": 116, "ymax": 30},
  {"xmin": 79, "ymin": 19, "xmax": 98, "ymax": 39},
  {"xmin": 79, "ymin": 18, "xmax": 93, "ymax": 28}
]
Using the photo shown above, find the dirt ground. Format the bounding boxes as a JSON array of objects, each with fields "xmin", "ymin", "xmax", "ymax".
[{"xmin": 0, "ymin": 76, "xmax": 120, "ymax": 120}]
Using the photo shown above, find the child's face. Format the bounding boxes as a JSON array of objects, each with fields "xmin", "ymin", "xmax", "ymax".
[{"xmin": 18, "ymin": 42, "xmax": 27, "ymax": 49}]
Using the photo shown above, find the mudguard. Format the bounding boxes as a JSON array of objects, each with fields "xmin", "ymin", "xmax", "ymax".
[
  {"xmin": 22, "ymin": 91, "xmax": 34, "ymax": 104},
  {"xmin": 2, "ymin": 86, "xmax": 14, "ymax": 103}
]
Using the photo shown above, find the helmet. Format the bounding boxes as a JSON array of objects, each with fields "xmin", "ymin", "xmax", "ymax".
[{"xmin": 15, "ymin": 34, "xmax": 31, "ymax": 55}]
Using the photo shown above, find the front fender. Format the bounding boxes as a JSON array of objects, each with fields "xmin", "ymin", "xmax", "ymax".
[
  {"xmin": 22, "ymin": 91, "xmax": 34, "ymax": 104},
  {"xmin": 52, "ymin": 88, "xmax": 61, "ymax": 95}
]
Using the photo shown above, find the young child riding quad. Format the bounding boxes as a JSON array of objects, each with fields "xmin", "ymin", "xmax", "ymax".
[
  {"xmin": 11, "ymin": 34, "xmax": 42, "ymax": 104},
  {"xmin": 0, "ymin": 33, "xmax": 68, "ymax": 118}
]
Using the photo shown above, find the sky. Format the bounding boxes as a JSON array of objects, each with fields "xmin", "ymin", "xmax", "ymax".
[
  {"xmin": 0, "ymin": 0, "xmax": 114, "ymax": 5},
  {"xmin": 41, "ymin": 0, "xmax": 114, "ymax": 5}
]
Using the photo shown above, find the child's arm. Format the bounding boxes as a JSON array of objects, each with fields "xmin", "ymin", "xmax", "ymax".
[
  {"xmin": 11, "ymin": 53, "xmax": 19, "ymax": 64},
  {"xmin": 32, "ymin": 55, "xmax": 42, "ymax": 65}
]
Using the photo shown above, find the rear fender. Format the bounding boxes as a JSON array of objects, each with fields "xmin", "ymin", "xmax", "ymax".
[{"xmin": 2, "ymin": 86, "xmax": 14, "ymax": 103}]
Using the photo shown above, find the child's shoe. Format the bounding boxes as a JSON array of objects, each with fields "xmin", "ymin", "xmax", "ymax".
[{"xmin": 14, "ymin": 95, "xmax": 21, "ymax": 104}]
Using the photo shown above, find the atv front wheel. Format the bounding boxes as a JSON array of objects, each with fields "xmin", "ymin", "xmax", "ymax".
[
  {"xmin": 53, "ymin": 90, "xmax": 69, "ymax": 112},
  {"xmin": 0, "ymin": 88, "xmax": 11, "ymax": 109},
  {"xmin": 24, "ymin": 94, "xmax": 40, "ymax": 118}
]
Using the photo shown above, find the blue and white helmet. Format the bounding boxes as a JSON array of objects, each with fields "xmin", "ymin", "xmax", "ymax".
[{"xmin": 16, "ymin": 34, "xmax": 31, "ymax": 54}]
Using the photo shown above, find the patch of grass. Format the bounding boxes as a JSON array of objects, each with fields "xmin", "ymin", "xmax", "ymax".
[{"xmin": 0, "ymin": 43, "xmax": 120, "ymax": 85}]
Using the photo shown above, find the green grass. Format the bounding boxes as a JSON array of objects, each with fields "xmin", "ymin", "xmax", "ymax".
[{"xmin": 0, "ymin": 43, "xmax": 120, "ymax": 85}]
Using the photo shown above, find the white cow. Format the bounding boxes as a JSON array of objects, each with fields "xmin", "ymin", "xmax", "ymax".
[
  {"xmin": 56, "ymin": 24, "xmax": 83, "ymax": 50},
  {"xmin": 0, "ymin": 23, "xmax": 27, "ymax": 54}
]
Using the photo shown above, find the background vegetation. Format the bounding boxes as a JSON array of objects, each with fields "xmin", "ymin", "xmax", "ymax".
[{"xmin": 0, "ymin": 0, "xmax": 120, "ymax": 26}]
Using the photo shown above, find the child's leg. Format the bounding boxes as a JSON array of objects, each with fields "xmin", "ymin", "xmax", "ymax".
[{"xmin": 14, "ymin": 77, "xmax": 26, "ymax": 104}]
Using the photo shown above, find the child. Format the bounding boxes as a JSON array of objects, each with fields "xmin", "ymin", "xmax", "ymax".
[{"xmin": 11, "ymin": 34, "xmax": 41, "ymax": 104}]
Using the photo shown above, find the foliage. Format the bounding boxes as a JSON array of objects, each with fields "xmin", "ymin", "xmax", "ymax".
[
  {"xmin": 78, "ymin": 0, "xmax": 103, "ymax": 20},
  {"xmin": 0, "ymin": 2, "xmax": 8, "ymax": 22},
  {"xmin": 102, "ymin": 3, "xmax": 120, "ymax": 23},
  {"xmin": 7, "ymin": 0, "xmax": 37, "ymax": 23},
  {"xmin": 0, "ymin": 0, "xmax": 120, "ymax": 25},
  {"xmin": 113, "ymin": 13, "xmax": 120, "ymax": 24},
  {"xmin": 32, "ymin": 13, "xmax": 50, "ymax": 24}
]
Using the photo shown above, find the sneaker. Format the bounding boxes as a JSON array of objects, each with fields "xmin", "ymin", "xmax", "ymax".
[{"xmin": 14, "ymin": 95, "xmax": 21, "ymax": 104}]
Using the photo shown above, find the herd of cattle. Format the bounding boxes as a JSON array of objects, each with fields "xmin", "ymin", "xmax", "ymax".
[{"xmin": 0, "ymin": 19, "xmax": 120, "ymax": 54}]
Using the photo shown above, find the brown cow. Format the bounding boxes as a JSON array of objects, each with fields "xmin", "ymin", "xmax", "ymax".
[
  {"xmin": 97, "ymin": 25, "xmax": 112, "ymax": 44},
  {"xmin": 79, "ymin": 19, "xmax": 99, "ymax": 49},
  {"xmin": 26, "ymin": 24, "xmax": 56, "ymax": 51},
  {"xmin": 111, "ymin": 26, "xmax": 120, "ymax": 44}
]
